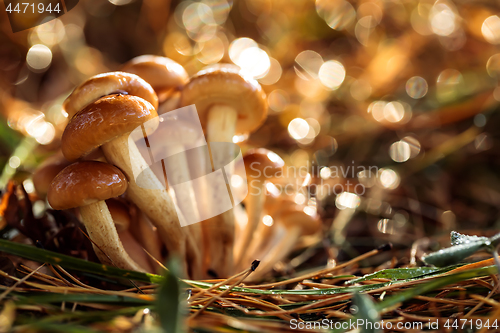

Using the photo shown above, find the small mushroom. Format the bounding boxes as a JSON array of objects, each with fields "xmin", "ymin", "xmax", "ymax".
[
  {"xmin": 244, "ymin": 187, "xmax": 297, "ymax": 268},
  {"xmin": 47, "ymin": 161, "xmax": 147, "ymax": 272},
  {"xmin": 107, "ymin": 199, "xmax": 155, "ymax": 272},
  {"xmin": 33, "ymin": 151, "xmax": 71, "ymax": 199},
  {"xmin": 61, "ymin": 92, "xmax": 194, "ymax": 276},
  {"xmin": 180, "ymin": 64, "xmax": 268, "ymax": 276},
  {"xmin": 235, "ymin": 149, "xmax": 284, "ymax": 267},
  {"xmin": 252, "ymin": 207, "xmax": 321, "ymax": 279},
  {"xmin": 121, "ymin": 55, "xmax": 188, "ymax": 103}
]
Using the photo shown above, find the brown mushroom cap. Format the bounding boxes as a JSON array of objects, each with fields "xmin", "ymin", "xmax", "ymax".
[
  {"xmin": 33, "ymin": 151, "xmax": 71, "ymax": 197},
  {"xmin": 121, "ymin": 55, "xmax": 189, "ymax": 95},
  {"xmin": 48, "ymin": 161, "xmax": 127, "ymax": 210},
  {"xmin": 243, "ymin": 148, "xmax": 284, "ymax": 179},
  {"xmin": 276, "ymin": 208, "xmax": 321, "ymax": 235},
  {"xmin": 179, "ymin": 64, "xmax": 268, "ymax": 135},
  {"xmin": 63, "ymin": 72, "xmax": 159, "ymax": 119},
  {"xmin": 106, "ymin": 199, "xmax": 131, "ymax": 232},
  {"xmin": 61, "ymin": 94, "xmax": 158, "ymax": 161}
]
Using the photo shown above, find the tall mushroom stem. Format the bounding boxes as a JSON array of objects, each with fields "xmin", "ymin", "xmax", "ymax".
[
  {"xmin": 245, "ymin": 193, "xmax": 296, "ymax": 267},
  {"xmin": 235, "ymin": 149, "xmax": 284, "ymax": 269},
  {"xmin": 161, "ymin": 145, "xmax": 202, "ymax": 257},
  {"xmin": 204, "ymin": 105, "xmax": 238, "ymax": 277},
  {"xmin": 235, "ymin": 182, "xmax": 265, "ymax": 266},
  {"xmin": 80, "ymin": 201, "xmax": 146, "ymax": 272},
  {"xmin": 101, "ymin": 134, "xmax": 202, "ymax": 278}
]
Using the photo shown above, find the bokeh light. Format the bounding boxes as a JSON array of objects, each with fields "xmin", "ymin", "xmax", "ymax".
[
  {"xmin": 258, "ymin": 58, "xmax": 282, "ymax": 85},
  {"xmin": 262, "ymin": 215, "xmax": 274, "ymax": 227},
  {"xmin": 378, "ymin": 168, "xmax": 400, "ymax": 189},
  {"xmin": 267, "ymin": 90, "xmax": 289, "ymax": 112},
  {"xmin": 229, "ymin": 38, "xmax": 270, "ymax": 78},
  {"xmin": 377, "ymin": 219, "xmax": 395, "ymax": 234},
  {"xmin": 197, "ymin": 36, "xmax": 225, "ymax": 64},
  {"xmin": 316, "ymin": 0, "xmax": 355, "ymax": 31},
  {"xmin": 318, "ymin": 60, "xmax": 346, "ymax": 90},
  {"xmin": 335, "ymin": 192, "xmax": 361, "ymax": 210},
  {"xmin": 31, "ymin": 18, "xmax": 65, "ymax": 47},
  {"xmin": 429, "ymin": 2, "xmax": 458, "ymax": 37},
  {"xmin": 288, "ymin": 118, "xmax": 310, "ymax": 140},
  {"xmin": 294, "ymin": 50, "xmax": 323, "ymax": 80},
  {"xmin": 182, "ymin": 2, "xmax": 215, "ymax": 33},
  {"xmin": 436, "ymin": 68, "xmax": 464, "ymax": 101},
  {"xmin": 482, "ymin": 15, "xmax": 500, "ymax": 44},
  {"xmin": 389, "ymin": 141, "xmax": 411, "ymax": 163},
  {"xmin": 406, "ymin": 76, "xmax": 428, "ymax": 99},
  {"xmin": 383, "ymin": 101, "xmax": 406, "ymax": 123},
  {"xmin": 486, "ymin": 54, "xmax": 500, "ymax": 78},
  {"xmin": 26, "ymin": 44, "xmax": 52, "ymax": 71}
]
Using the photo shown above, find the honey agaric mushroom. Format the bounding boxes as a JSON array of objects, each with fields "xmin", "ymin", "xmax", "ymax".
[
  {"xmin": 180, "ymin": 64, "xmax": 268, "ymax": 276},
  {"xmin": 252, "ymin": 207, "xmax": 321, "ymax": 279},
  {"xmin": 235, "ymin": 149, "xmax": 284, "ymax": 267},
  {"xmin": 243, "ymin": 187, "xmax": 297, "ymax": 269},
  {"xmin": 47, "ymin": 161, "xmax": 147, "ymax": 272},
  {"xmin": 33, "ymin": 151, "xmax": 71, "ymax": 198},
  {"xmin": 121, "ymin": 55, "xmax": 188, "ymax": 103},
  {"xmin": 107, "ymin": 199, "xmax": 155, "ymax": 272},
  {"xmin": 62, "ymin": 72, "xmax": 159, "ymax": 119},
  {"xmin": 61, "ymin": 93, "xmax": 196, "ymax": 277}
]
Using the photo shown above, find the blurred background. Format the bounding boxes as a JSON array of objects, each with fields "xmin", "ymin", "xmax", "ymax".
[{"xmin": 1, "ymin": 0, "xmax": 500, "ymax": 266}]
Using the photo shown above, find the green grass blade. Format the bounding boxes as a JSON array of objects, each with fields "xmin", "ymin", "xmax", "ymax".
[
  {"xmin": 353, "ymin": 292, "xmax": 380, "ymax": 333},
  {"xmin": 422, "ymin": 241, "xmax": 488, "ymax": 267},
  {"xmin": 16, "ymin": 322, "xmax": 99, "ymax": 333},
  {"xmin": 185, "ymin": 279, "xmax": 388, "ymax": 295},
  {"xmin": 345, "ymin": 267, "xmax": 441, "ymax": 285},
  {"xmin": 15, "ymin": 293, "xmax": 154, "ymax": 306},
  {"xmin": 158, "ymin": 258, "xmax": 184, "ymax": 333},
  {"xmin": 21, "ymin": 306, "xmax": 150, "ymax": 325},
  {"xmin": 376, "ymin": 265, "xmax": 498, "ymax": 312},
  {"xmin": 0, "ymin": 239, "xmax": 163, "ymax": 283},
  {"xmin": 331, "ymin": 265, "xmax": 498, "ymax": 333}
]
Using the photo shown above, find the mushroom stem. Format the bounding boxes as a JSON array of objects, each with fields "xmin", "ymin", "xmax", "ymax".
[
  {"xmin": 241, "ymin": 215, "xmax": 273, "ymax": 270},
  {"xmin": 131, "ymin": 212, "xmax": 164, "ymax": 273},
  {"xmin": 207, "ymin": 105, "xmax": 237, "ymax": 155},
  {"xmin": 235, "ymin": 182, "xmax": 265, "ymax": 267},
  {"xmin": 162, "ymin": 146, "xmax": 203, "ymax": 253},
  {"xmin": 204, "ymin": 105, "xmax": 238, "ymax": 277},
  {"xmin": 79, "ymin": 201, "xmax": 146, "ymax": 272},
  {"xmin": 101, "ymin": 134, "xmax": 202, "ymax": 277}
]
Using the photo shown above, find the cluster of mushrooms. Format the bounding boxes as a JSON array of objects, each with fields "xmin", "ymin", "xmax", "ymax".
[{"xmin": 32, "ymin": 56, "xmax": 322, "ymax": 280}]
